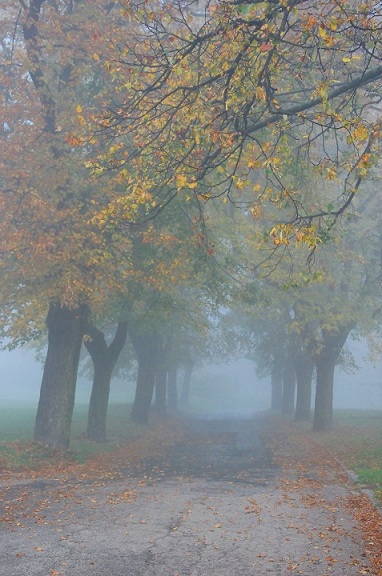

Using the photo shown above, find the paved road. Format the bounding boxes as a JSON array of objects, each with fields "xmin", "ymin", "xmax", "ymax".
[{"xmin": 0, "ymin": 414, "xmax": 370, "ymax": 575}]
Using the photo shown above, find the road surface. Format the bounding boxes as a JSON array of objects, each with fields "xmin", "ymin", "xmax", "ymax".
[{"xmin": 0, "ymin": 414, "xmax": 371, "ymax": 575}]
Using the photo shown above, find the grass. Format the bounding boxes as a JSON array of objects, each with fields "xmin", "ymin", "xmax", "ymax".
[
  {"xmin": 0, "ymin": 402, "xmax": 148, "ymax": 472},
  {"xmin": 311, "ymin": 409, "xmax": 382, "ymax": 498},
  {"xmin": 2, "ymin": 404, "xmax": 382, "ymax": 489}
]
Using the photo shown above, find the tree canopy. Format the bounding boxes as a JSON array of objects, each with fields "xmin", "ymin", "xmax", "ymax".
[{"xmin": 85, "ymin": 0, "xmax": 382, "ymax": 247}]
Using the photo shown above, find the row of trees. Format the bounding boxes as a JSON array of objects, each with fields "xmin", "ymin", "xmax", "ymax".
[
  {"xmin": 0, "ymin": 0, "xmax": 219, "ymax": 447},
  {"xmin": 1, "ymin": 0, "xmax": 382, "ymax": 448},
  {"xmin": 218, "ymin": 167, "xmax": 382, "ymax": 429}
]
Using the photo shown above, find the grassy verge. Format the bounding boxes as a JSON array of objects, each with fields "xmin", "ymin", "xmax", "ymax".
[
  {"xmin": 0, "ymin": 403, "xmax": 148, "ymax": 473},
  {"xmin": 310, "ymin": 410, "xmax": 382, "ymax": 499},
  {"xmin": 2, "ymin": 405, "xmax": 382, "ymax": 487}
]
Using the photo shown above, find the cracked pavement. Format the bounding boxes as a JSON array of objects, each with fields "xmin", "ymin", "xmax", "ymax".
[{"xmin": 0, "ymin": 414, "xmax": 371, "ymax": 575}]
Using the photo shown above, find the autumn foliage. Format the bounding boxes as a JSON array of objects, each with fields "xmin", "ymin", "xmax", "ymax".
[{"xmin": 85, "ymin": 0, "xmax": 382, "ymax": 246}]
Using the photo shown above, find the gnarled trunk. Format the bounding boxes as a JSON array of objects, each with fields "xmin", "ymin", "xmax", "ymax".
[
  {"xmin": 85, "ymin": 321, "xmax": 128, "ymax": 442},
  {"xmin": 34, "ymin": 303, "xmax": 88, "ymax": 449}
]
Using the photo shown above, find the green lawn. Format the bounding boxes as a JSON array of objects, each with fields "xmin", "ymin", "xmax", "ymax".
[
  {"xmin": 0, "ymin": 402, "xmax": 147, "ymax": 471},
  {"xmin": 313, "ymin": 410, "xmax": 382, "ymax": 498},
  {"xmin": 2, "ymin": 405, "xmax": 382, "ymax": 491}
]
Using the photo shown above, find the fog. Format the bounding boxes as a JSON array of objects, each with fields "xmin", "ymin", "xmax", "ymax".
[
  {"xmin": 0, "ymin": 346, "xmax": 131, "ymax": 407},
  {"xmin": 1, "ymin": 340, "xmax": 382, "ymax": 412},
  {"xmin": 333, "ymin": 340, "xmax": 382, "ymax": 410}
]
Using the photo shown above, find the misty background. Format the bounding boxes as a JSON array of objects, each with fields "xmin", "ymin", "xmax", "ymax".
[{"xmin": 2, "ymin": 339, "xmax": 382, "ymax": 412}]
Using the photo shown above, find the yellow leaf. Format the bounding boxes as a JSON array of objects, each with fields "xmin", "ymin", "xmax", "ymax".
[
  {"xmin": 329, "ymin": 18, "xmax": 338, "ymax": 31},
  {"xmin": 255, "ymin": 86, "xmax": 266, "ymax": 101},
  {"xmin": 353, "ymin": 125, "xmax": 369, "ymax": 142},
  {"xmin": 175, "ymin": 174, "xmax": 188, "ymax": 188}
]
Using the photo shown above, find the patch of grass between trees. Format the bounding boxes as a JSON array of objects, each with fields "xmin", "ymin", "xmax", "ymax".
[
  {"xmin": 2, "ymin": 407, "xmax": 382, "ymax": 494},
  {"xmin": 0, "ymin": 403, "xmax": 148, "ymax": 472}
]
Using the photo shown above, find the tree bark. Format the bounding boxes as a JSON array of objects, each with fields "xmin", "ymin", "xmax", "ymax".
[
  {"xmin": 84, "ymin": 321, "xmax": 128, "ymax": 442},
  {"xmin": 167, "ymin": 366, "xmax": 178, "ymax": 411},
  {"xmin": 294, "ymin": 352, "xmax": 314, "ymax": 421},
  {"xmin": 281, "ymin": 359, "xmax": 296, "ymax": 415},
  {"xmin": 312, "ymin": 324, "xmax": 353, "ymax": 431},
  {"xmin": 34, "ymin": 302, "xmax": 88, "ymax": 449},
  {"xmin": 313, "ymin": 355, "xmax": 336, "ymax": 431},
  {"xmin": 130, "ymin": 330, "xmax": 160, "ymax": 424}
]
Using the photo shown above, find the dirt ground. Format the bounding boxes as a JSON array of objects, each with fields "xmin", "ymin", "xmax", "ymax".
[{"xmin": 0, "ymin": 414, "xmax": 375, "ymax": 575}]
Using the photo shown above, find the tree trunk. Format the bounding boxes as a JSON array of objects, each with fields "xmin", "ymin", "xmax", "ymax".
[
  {"xmin": 154, "ymin": 366, "xmax": 167, "ymax": 415},
  {"xmin": 130, "ymin": 331, "xmax": 160, "ymax": 424},
  {"xmin": 84, "ymin": 321, "xmax": 128, "ymax": 442},
  {"xmin": 167, "ymin": 366, "xmax": 178, "ymax": 411},
  {"xmin": 180, "ymin": 362, "xmax": 193, "ymax": 406},
  {"xmin": 281, "ymin": 359, "xmax": 296, "ymax": 415},
  {"xmin": 34, "ymin": 302, "xmax": 88, "ymax": 450},
  {"xmin": 313, "ymin": 355, "xmax": 336, "ymax": 431},
  {"xmin": 295, "ymin": 353, "xmax": 314, "ymax": 421},
  {"xmin": 271, "ymin": 362, "xmax": 283, "ymax": 411},
  {"xmin": 87, "ymin": 362, "xmax": 113, "ymax": 442},
  {"xmin": 312, "ymin": 324, "xmax": 353, "ymax": 431}
]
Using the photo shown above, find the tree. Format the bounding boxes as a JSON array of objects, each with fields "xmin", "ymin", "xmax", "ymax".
[
  {"xmin": 129, "ymin": 327, "xmax": 162, "ymax": 424},
  {"xmin": 0, "ymin": 1, "xmax": 134, "ymax": 448},
  {"xmin": 86, "ymin": 0, "xmax": 382, "ymax": 247},
  {"xmin": 292, "ymin": 297, "xmax": 355, "ymax": 431},
  {"xmin": 281, "ymin": 354, "xmax": 296, "ymax": 416},
  {"xmin": 84, "ymin": 320, "xmax": 128, "ymax": 442},
  {"xmin": 293, "ymin": 337, "xmax": 314, "ymax": 422},
  {"xmin": 290, "ymin": 187, "xmax": 382, "ymax": 431},
  {"xmin": 127, "ymin": 285, "xmax": 216, "ymax": 423},
  {"xmin": 215, "ymin": 158, "xmax": 382, "ymax": 430},
  {"xmin": 34, "ymin": 302, "xmax": 89, "ymax": 448}
]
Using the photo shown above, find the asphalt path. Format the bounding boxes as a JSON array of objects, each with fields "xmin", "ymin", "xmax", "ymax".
[{"xmin": 0, "ymin": 414, "xmax": 371, "ymax": 575}]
